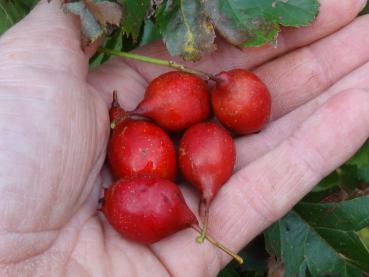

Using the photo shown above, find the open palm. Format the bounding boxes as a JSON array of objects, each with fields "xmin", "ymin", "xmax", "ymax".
[{"xmin": 1, "ymin": 0, "xmax": 369, "ymax": 276}]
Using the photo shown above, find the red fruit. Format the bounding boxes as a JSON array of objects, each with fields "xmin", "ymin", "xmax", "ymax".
[
  {"xmin": 132, "ymin": 71, "xmax": 210, "ymax": 132},
  {"xmin": 179, "ymin": 122, "xmax": 235, "ymax": 203},
  {"xmin": 211, "ymin": 69, "xmax": 271, "ymax": 135},
  {"xmin": 102, "ymin": 175, "xmax": 198, "ymax": 244},
  {"xmin": 179, "ymin": 122, "xmax": 235, "ymax": 242},
  {"xmin": 108, "ymin": 120, "xmax": 177, "ymax": 180}
]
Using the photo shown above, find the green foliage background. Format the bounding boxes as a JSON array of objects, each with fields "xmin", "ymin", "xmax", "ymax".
[{"xmin": 1, "ymin": 1, "xmax": 369, "ymax": 276}]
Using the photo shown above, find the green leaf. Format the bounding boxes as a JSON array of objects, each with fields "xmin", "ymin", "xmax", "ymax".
[
  {"xmin": 347, "ymin": 140, "xmax": 369, "ymax": 168},
  {"xmin": 217, "ymin": 262, "xmax": 241, "ymax": 277},
  {"xmin": 265, "ymin": 197, "xmax": 369, "ymax": 276},
  {"xmin": 119, "ymin": 0, "xmax": 151, "ymax": 39},
  {"xmin": 265, "ymin": 212, "xmax": 363, "ymax": 277},
  {"xmin": 358, "ymin": 228, "xmax": 369, "ymax": 249},
  {"xmin": 156, "ymin": 0, "xmax": 216, "ymax": 61},
  {"xmin": 346, "ymin": 140, "xmax": 369, "ymax": 182},
  {"xmin": 312, "ymin": 171, "xmax": 340, "ymax": 192},
  {"xmin": 204, "ymin": 0, "xmax": 319, "ymax": 47},
  {"xmin": 90, "ymin": 27, "xmax": 124, "ymax": 67},
  {"xmin": 139, "ymin": 19, "xmax": 161, "ymax": 47},
  {"xmin": 295, "ymin": 197, "xmax": 369, "ymax": 231},
  {"xmin": 0, "ymin": 0, "xmax": 35, "ymax": 35},
  {"xmin": 360, "ymin": 2, "xmax": 369, "ymax": 15}
]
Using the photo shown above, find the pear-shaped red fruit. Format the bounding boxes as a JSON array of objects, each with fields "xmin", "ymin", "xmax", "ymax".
[
  {"xmin": 101, "ymin": 175, "xmax": 198, "ymax": 244},
  {"xmin": 211, "ymin": 69, "xmax": 271, "ymax": 135},
  {"xmin": 132, "ymin": 71, "xmax": 210, "ymax": 132},
  {"xmin": 108, "ymin": 120, "xmax": 177, "ymax": 181},
  {"xmin": 179, "ymin": 122, "xmax": 235, "ymax": 242}
]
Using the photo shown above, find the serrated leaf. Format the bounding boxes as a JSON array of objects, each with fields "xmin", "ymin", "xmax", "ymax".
[
  {"xmin": 265, "ymin": 197, "xmax": 369, "ymax": 276},
  {"xmin": 156, "ymin": 0, "xmax": 216, "ymax": 61},
  {"xmin": 204, "ymin": 0, "xmax": 319, "ymax": 47},
  {"xmin": 119, "ymin": 0, "xmax": 151, "ymax": 39}
]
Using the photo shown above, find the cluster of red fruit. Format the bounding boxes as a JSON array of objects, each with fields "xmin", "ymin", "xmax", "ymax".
[{"xmin": 99, "ymin": 69, "xmax": 271, "ymax": 261}]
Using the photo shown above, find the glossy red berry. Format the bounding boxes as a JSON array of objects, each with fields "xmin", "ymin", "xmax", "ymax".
[
  {"xmin": 132, "ymin": 71, "xmax": 210, "ymax": 132},
  {"xmin": 211, "ymin": 69, "xmax": 271, "ymax": 135},
  {"xmin": 101, "ymin": 175, "xmax": 198, "ymax": 244},
  {"xmin": 179, "ymin": 122, "xmax": 235, "ymax": 204},
  {"xmin": 108, "ymin": 120, "xmax": 177, "ymax": 180}
]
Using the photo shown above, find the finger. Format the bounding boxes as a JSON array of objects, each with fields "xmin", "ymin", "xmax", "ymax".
[
  {"xmin": 88, "ymin": 0, "xmax": 365, "ymax": 106},
  {"xmin": 0, "ymin": 0, "xmax": 88, "ymax": 78},
  {"xmin": 255, "ymin": 14, "xmax": 369, "ymax": 119},
  {"xmin": 236, "ymin": 38, "xmax": 369, "ymax": 168},
  {"xmin": 150, "ymin": 89, "xmax": 369, "ymax": 276},
  {"xmin": 213, "ymin": 89, "xmax": 369, "ymax": 267}
]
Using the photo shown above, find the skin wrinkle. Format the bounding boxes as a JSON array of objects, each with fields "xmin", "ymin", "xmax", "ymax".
[
  {"xmin": 233, "ymin": 172, "xmax": 282, "ymax": 225},
  {"xmin": 285, "ymin": 132, "xmax": 327, "ymax": 181},
  {"xmin": 208, "ymin": 91, "xmax": 369, "ymax": 269},
  {"xmin": 235, "ymin": 50, "xmax": 369, "ymax": 169},
  {"xmin": 0, "ymin": 231, "xmax": 58, "ymax": 264},
  {"xmin": 252, "ymin": 15, "xmax": 369, "ymax": 121},
  {"xmin": 0, "ymin": 58, "xmax": 87, "ymax": 81},
  {"xmin": 0, "ymin": 175, "xmax": 100, "ymax": 267}
]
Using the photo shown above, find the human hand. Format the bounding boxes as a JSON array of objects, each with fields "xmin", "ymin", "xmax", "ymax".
[{"xmin": 1, "ymin": 0, "xmax": 369, "ymax": 276}]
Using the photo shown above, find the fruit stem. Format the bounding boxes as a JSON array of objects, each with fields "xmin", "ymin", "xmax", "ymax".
[
  {"xmin": 98, "ymin": 48, "xmax": 216, "ymax": 81},
  {"xmin": 191, "ymin": 225, "xmax": 244, "ymax": 265},
  {"xmin": 196, "ymin": 201, "xmax": 209, "ymax": 244},
  {"xmin": 112, "ymin": 90, "xmax": 119, "ymax": 108}
]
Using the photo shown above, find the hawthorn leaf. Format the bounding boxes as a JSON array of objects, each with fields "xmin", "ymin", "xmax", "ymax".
[
  {"xmin": 119, "ymin": 0, "xmax": 151, "ymax": 39},
  {"xmin": 204, "ymin": 0, "xmax": 319, "ymax": 47},
  {"xmin": 265, "ymin": 197, "xmax": 369, "ymax": 276},
  {"xmin": 156, "ymin": 0, "xmax": 216, "ymax": 61}
]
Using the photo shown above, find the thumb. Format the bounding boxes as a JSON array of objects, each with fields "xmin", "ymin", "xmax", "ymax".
[{"xmin": 0, "ymin": 0, "xmax": 92, "ymax": 78}]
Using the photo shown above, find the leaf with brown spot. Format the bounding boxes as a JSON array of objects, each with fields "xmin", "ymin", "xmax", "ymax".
[
  {"xmin": 156, "ymin": 0, "xmax": 216, "ymax": 61},
  {"xmin": 63, "ymin": 0, "xmax": 122, "ymax": 46},
  {"xmin": 204, "ymin": 0, "xmax": 319, "ymax": 47}
]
